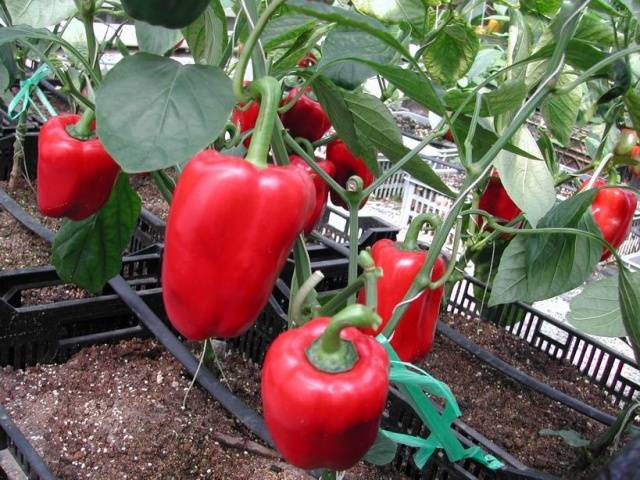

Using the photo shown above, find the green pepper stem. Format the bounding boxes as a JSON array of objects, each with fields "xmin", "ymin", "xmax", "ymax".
[
  {"xmin": 295, "ymin": 137, "xmax": 315, "ymax": 159},
  {"xmin": 290, "ymin": 270, "xmax": 325, "ymax": 328},
  {"xmin": 402, "ymin": 213, "xmax": 443, "ymax": 250},
  {"xmin": 245, "ymin": 77, "xmax": 281, "ymax": 168},
  {"xmin": 66, "ymin": 108, "xmax": 95, "ymax": 140},
  {"xmin": 306, "ymin": 304, "xmax": 381, "ymax": 373}
]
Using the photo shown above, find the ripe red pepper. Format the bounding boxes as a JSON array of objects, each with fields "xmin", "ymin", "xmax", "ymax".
[
  {"xmin": 615, "ymin": 128, "xmax": 638, "ymax": 156},
  {"xmin": 297, "ymin": 52, "xmax": 317, "ymax": 68},
  {"xmin": 37, "ymin": 114, "xmax": 120, "ymax": 221},
  {"xmin": 162, "ymin": 150, "xmax": 315, "ymax": 339},
  {"xmin": 581, "ymin": 179, "xmax": 637, "ymax": 261},
  {"xmin": 262, "ymin": 305, "xmax": 389, "ymax": 470},
  {"xmin": 478, "ymin": 174, "xmax": 521, "ymax": 224},
  {"xmin": 326, "ymin": 139, "xmax": 375, "ymax": 209},
  {"xmin": 358, "ymin": 214, "xmax": 446, "ymax": 362},
  {"xmin": 280, "ymin": 88, "xmax": 331, "ymax": 143},
  {"xmin": 289, "ymin": 155, "xmax": 336, "ymax": 235},
  {"xmin": 231, "ymin": 101, "xmax": 260, "ymax": 148}
]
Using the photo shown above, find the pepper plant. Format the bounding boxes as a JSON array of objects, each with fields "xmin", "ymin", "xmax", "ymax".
[{"xmin": 2, "ymin": 0, "xmax": 640, "ymax": 475}]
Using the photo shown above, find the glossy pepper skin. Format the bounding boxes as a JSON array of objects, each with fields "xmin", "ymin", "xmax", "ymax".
[
  {"xmin": 37, "ymin": 114, "xmax": 120, "ymax": 221},
  {"xmin": 326, "ymin": 139, "xmax": 375, "ymax": 209},
  {"xmin": 478, "ymin": 175, "xmax": 521, "ymax": 224},
  {"xmin": 162, "ymin": 150, "xmax": 315, "ymax": 340},
  {"xmin": 262, "ymin": 317, "xmax": 389, "ymax": 470},
  {"xmin": 231, "ymin": 101, "xmax": 260, "ymax": 148},
  {"xmin": 581, "ymin": 179, "xmax": 637, "ymax": 261},
  {"xmin": 280, "ymin": 88, "xmax": 331, "ymax": 143},
  {"xmin": 615, "ymin": 129, "xmax": 638, "ymax": 156},
  {"xmin": 289, "ymin": 155, "xmax": 336, "ymax": 235},
  {"xmin": 121, "ymin": 0, "xmax": 209, "ymax": 29},
  {"xmin": 358, "ymin": 240, "xmax": 446, "ymax": 362}
]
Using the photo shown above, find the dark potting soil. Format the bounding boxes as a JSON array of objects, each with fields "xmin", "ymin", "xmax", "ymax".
[
  {"xmin": 0, "ymin": 338, "xmax": 408, "ymax": 480},
  {"xmin": 416, "ymin": 313, "xmax": 630, "ymax": 478},
  {"xmin": 133, "ymin": 175, "xmax": 170, "ymax": 221}
]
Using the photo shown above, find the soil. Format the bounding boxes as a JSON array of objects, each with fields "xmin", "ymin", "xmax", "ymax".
[
  {"xmin": 416, "ymin": 313, "xmax": 631, "ymax": 479},
  {"xmin": 0, "ymin": 338, "xmax": 408, "ymax": 480},
  {"xmin": 133, "ymin": 175, "xmax": 170, "ymax": 221}
]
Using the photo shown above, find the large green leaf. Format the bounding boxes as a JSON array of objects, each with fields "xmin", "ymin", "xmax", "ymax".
[
  {"xmin": 95, "ymin": 53, "xmax": 234, "ymax": 173},
  {"xmin": 319, "ymin": 26, "xmax": 396, "ymax": 90},
  {"xmin": 288, "ymin": 0, "xmax": 413, "ymax": 61},
  {"xmin": 574, "ymin": 11, "xmax": 617, "ymax": 47},
  {"xmin": 422, "ymin": 19, "xmax": 479, "ymax": 86},
  {"xmin": 343, "ymin": 89, "xmax": 454, "ymax": 197},
  {"xmin": 5, "ymin": 0, "xmax": 76, "ymax": 27},
  {"xmin": 444, "ymin": 80, "xmax": 527, "ymax": 117},
  {"xmin": 618, "ymin": 267, "xmax": 640, "ymax": 354},
  {"xmin": 494, "ymin": 127, "xmax": 556, "ymax": 227},
  {"xmin": 541, "ymin": 70, "xmax": 584, "ymax": 146},
  {"xmin": 135, "ymin": 21, "xmax": 183, "ymax": 56},
  {"xmin": 490, "ymin": 190, "xmax": 601, "ymax": 306},
  {"xmin": 624, "ymin": 87, "xmax": 640, "ymax": 135},
  {"xmin": 525, "ymin": 191, "xmax": 602, "ymax": 302},
  {"xmin": 568, "ymin": 275, "xmax": 628, "ymax": 337},
  {"xmin": 352, "ymin": 0, "xmax": 426, "ymax": 24},
  {"xmin": 52, "ymin": 174, "xmax": 142, "ymax": 294},
  {"xmin": 262, "ymin": 13, "xmax": 316, "ymax": 50},
  {"xmin": 182, "ymin": 0, "xmax": 228, "ymax": 66}
]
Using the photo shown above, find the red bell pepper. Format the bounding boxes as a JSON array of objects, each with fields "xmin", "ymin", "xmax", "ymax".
[
  {"xmin": 326, "ymin": 139, "xmax": 375, "ymax": 209},
  {"xmin": 478, "ymin": 174, "xmax": 521, "ymax": 224},
  {"xmin": 262, "ymin": 305, "xmax": 389, "ymax": 470},
  {"xmin": 163, "ymin": 77, "xmax": 316, "ymax": 340},
  {"xmin": 297, "ymin": 52, "xmax": 317, "ymax": 68},
  {"xmin": 581, "ymin": 179, "xmax": 637, "ymax": 261},
  {"xmin": 289, "ymin": 155, "xmax": 336, "ymax": 235},
  {"xmin": 280, "ymin": 88, "xmax": 331, "ymax": 143},
  {"xmin": 37, "ymin": 114, "xmax": 120, "ymax": 221},
  {"xmin": 231, "ymin": 101, "xmax": 260, "ymax": 148},
  {"xmin": 358, "ymin": 214, "xmax": 446, "ymax": 362},
  {"xmin": 162, "ymin": 150, "xmax": 315, "ymax": 339}
]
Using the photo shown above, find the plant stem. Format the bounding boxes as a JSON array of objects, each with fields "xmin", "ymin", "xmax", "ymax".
[
  {"xmin": 150, "ymin": 171, "xmax": 173, "ymax": 204},
  {"xmin": 290, "ymin": 271, "xmax": 325, "ymax": 327},
  {"xmin": 66, "ymin": 108, "xmax": 95, "ymax": 140},
  {"xmin": 233, "ymin": 0, "xmax": 286, "ymax": 102},
  {"xmin": 402, "ymin": 213, "xmax": 443, "ymax": 250},
  {"xmin": 245, "ymin": 77, "xmax": 281, "ymax": 168},
  {"xmin": 8, "ymin": 111, "xmax": 27, "ymax": 191},
  {"xmin": 347, "ymin": 201, "xmax": 360, "ymax": 303}
]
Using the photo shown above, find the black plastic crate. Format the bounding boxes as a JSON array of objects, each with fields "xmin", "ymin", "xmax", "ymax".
[
  {"xmin": 0, "ymin": 248, "xmax": 166, "ymax": 368},
  {"xmin": 129, "ymin": 209, "xmax": 166, "ymax": 254},
  {"xmin": 315, "ymin": 206, "xmax": 400, "ymax": 247}
]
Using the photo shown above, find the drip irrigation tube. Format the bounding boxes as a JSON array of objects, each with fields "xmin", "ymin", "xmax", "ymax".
[{"xmin": 437, "ymin": 322, "xmax": 618, "ymax": 427}]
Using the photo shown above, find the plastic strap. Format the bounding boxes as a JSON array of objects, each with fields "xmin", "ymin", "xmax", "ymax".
[
  {"xmin": 376, "ymin": 334, "xmax": 503, "ymax": 471},
  {"xmin": 7, "ymin": 64, "xmax": 57, "ymax": 121}
]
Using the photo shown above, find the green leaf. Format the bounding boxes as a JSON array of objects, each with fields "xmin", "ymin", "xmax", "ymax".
[
  {"xmin": 364, "ymin": 430, "xmax": 398, "ymax": 466},
  {"xmin": 525, "ymin": 191, "xmax": 602, "ymax": 302},
  {"xmin": 319, "ymin": 26, "xmax": 396, "ymax": 90},
  {"xmin": 5, "ymin": 0, "xmax": 76, "ymax": 28},
  {"xmin": 444, "ymin": 80, "xmax": 527, "ymax": 117},
  {"xmin": 262, "ymin": 13, "xmax": 316, "ymax": 50},
  {"xmin": 287, "ymin": 0, "xmax": 413, "ymax": 61},
  {"xmin": 539, "ymin": 429, "xmax": 590, "ymax": 448},
  {"xmin": 422, "ymin": 20, "xmax": 479, "ymax": 86},
  {"xmin": 624, "ymin": 87, "xmax": 640, "ymax": 135},
  {"xmin": 342, "ymin": 88, "xmax": 453, "ymax": 197},
  {"xmin": 135, "ymin": 21, "xmax": 183, "ymax": 56},
  {"xmin": 494, "ymin": 127, "xmax": 556, "ymax": 227},
  {"xmin": 52, "ymin": 174, "xmax": 142, "ymax": 293},
  {"xmin": 95, "ymin": 53, "xmax": 234, "ymax": 173},
  {"xmin": 528, "ymin": 0, "xmax": 563, "ymax": 16},
  {"xmin": 490, "ymin": 190, "xmax": 602, "ymax": 306},
  {"xmin": 568, "ymin": 275, "xmax": 628, "ymax": 337},
  {"xmin": 574, "ymin": 11, "xmax": 617, "ymax": 47},
  {"xmin": 541, "ymin": 70, "xmax": 584, "ymax": 146},
  {"xmin": 182, "ymin": 0, "xmax": 228, "ymax": 66},
  {"xmin": 0, "ymin": 62, "xmax": 9, "ymax": 92},
  {"xmin": 352, "ymin": 0, "xmax": 426, "ymax": 25},
  {"xmin": 618, "ymin": 268, "xmax": 640, "ymax": 354}
]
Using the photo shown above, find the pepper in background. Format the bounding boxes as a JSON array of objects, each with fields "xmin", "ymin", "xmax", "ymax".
[
  {"xmin": 37, "ymin": 114, "xmax": 120, "ymax": 221},
  {"xmin": 478, "ymin": 174, "xmax": 521, "ymax": 225},
  {"xmin": 326, "ymin": 139, "xmax": 375, "ymax": 209},
  {"xmin": 121, "ymin": 0, "xmax": 209, "ymax": 28},
  {"xmin": 162, "ymin": 150, "xmax": 315, "ymax": 340},
  {"xmin": 231, "ymin": 101, "xmax": 260, "ymax": 148},
  {"xmin": 581, "ymin": 179, "xmax": 637, "ymax": 261},
  {"xmin": 614, "ymin": 128, "xmax": 638, "ymax": 156},
  {"xmin": 297, "ymin": 52, "xmax": 317, "ymax": 68},
  {"xmin": 262, "ymin": 305, "xmax": 389, "ymax": 470},
  {"xmin": 280, "ymin": 88, "xmax": 331, "ymax": 143},
  {"xmin": 358, "ymin": 214, "xmax": 446, "ymax": 362},
  {"xmin": 289, "ymin": 155, "xmax": 336, "ymax": 235},
  {"xmin": 629, "ymin": 146, "xmax": 640, "ymax": 177}
]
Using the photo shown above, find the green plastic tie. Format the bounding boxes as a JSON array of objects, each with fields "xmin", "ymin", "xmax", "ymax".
[
  {"xmin": 376, "ymin": 334, "xmax": 503, "ymax": 471},
  {"xmin": 7, "ymin": 64, "xmax": 57, "ymax": 121}
]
